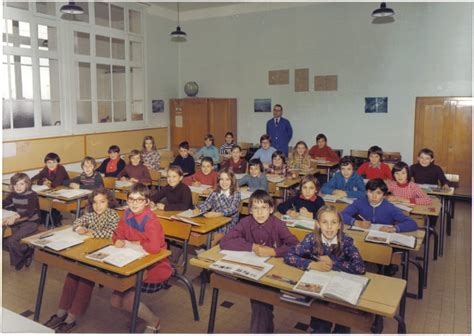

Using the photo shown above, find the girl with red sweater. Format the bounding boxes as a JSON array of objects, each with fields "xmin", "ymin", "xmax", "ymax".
[
  {"xmin": 110, "ymin": 183, "xmax": 172, "ymax": 333},
  {"xmin": 386, "ymin": 161, "xmax": 432, "ymax": 205}
]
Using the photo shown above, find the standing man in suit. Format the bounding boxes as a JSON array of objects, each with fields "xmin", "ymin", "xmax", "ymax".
[{"xmin": 266, "ymin": 104, "xmax": 293, "ymax": 157}]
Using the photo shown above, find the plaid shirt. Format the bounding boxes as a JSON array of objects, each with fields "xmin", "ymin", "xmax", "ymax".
[
  {"xmin": 266, "ymin": 163, "xmax": 290, "ymax": 176},
  {"xmin": 196, "ymin": 191, "xmax": 241, "ymax": 233},
  {"xmin": 73, "ymin": 208, "xmax": 120, "ymax": 239},
  {"xmin": 284, "ymin": 232, "xmax": 366, "ymax": 274},
  {"xmin": 141, "ymin": 150, "xmax": 161, "ymax": 171},
  {"xmin": 288, "ymin": 153, "xmax": 311, "ymax": 172}
]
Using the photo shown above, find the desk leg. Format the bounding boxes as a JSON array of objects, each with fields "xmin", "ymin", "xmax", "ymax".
[
  {"xmin": 439, "ymin": 197, "xmax": 446, "ymax": 257},
  {"xmin": 75, "ymin": 199, "xmax": 81, "ymax": 219},
  {"xmin": 326, "ymin": 168, "xmax": 330, "ymax": 182},
  {"xmin": 34, "ymin": 263, "xmax": 48, "ymax": 321},
  {"xmin": 446, "ymin": 197, "xmax": 452, "ymax": 236},
  {"xmin": 207, "ymin": 287, "xmax": 219, "ymax": 333},
  {"xmin": 282, "ymin": 188, "xmax": 288, "ymax": 202},
  {"xmin": 423, "ymin": 217, "xmax": 430, "ymax": 288},
  {"xmin": 129, "ymin": 270, "xmax": 144, "ymax": 333},
  {"xmin": 199, "ymin": 270, "xmax": 208, "ymax": 305},
  {"xmin": 394, "ymin": 315, "xmax": 407, "ymax": 334}
]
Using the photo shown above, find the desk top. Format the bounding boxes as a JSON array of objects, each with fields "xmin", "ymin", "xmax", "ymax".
[
  {"xmin": 153, "ymin": 210, "xmax": 231, "ymax": 234},
  {"xmin": 36, "ymin": 186, "xmax": 92, "ymax": 202},
  {"xmin": 190, "ymin": 246, "xmax": 406, "ymax": 318},
  {"xmin": 310, "ymin": 160, "xmax": 339, "ymax": 168},
  {"xmin": 22, "ymin": 226, "xmax": 170, "ymax": 276}
]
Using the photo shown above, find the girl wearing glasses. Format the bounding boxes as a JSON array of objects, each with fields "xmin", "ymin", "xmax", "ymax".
[{"xmin": 110, "ymin": 183, "xmax": 172, "ymax": 333}]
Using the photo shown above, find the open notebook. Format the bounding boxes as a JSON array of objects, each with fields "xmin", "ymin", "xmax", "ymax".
[
  {"xmin": 281, "ymin": 215, "xmax": 315, "ymax": 230},
  {"xmin": 86, "ymin": 241, "xmax": 148, "ymax": 267},
  {"xmin": 189, "ymin": 184, "xmax": 212, "ymax": 194},
  {"xmin": 293, "ymin": 270, "xmax": 369, "ymax": 306},
  {"xmin": 31, "ymin": 227, "xmax": 87, "ymax": 251},
  {"xmin": 365, "ymin": 230, "xmax": 416, "ymax": 248},
  {"xmin": 210, "ymin": 251, "xmax": 273, "ymax": 281},
  {"xmin": 45, "ymin": 189, "xmax": 92, "ymax": 199},
  {"xmin": 156, "ymin": 210, "xmax": 202, "ymax": 226}
]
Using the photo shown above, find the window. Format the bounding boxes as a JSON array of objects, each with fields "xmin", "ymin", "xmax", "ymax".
[{"xmin": 2, "ymin": 2, "xmax": 146, "ymax": 140}]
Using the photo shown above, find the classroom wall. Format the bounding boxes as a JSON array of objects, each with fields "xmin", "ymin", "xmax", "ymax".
[{"xmin": 172, "ymin": 2, "xmax": 472, "ymax": 162}]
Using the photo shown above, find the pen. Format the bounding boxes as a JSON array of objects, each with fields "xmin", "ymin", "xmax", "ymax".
[
  {"xmin": 39, "ymin": 233, "xmax": 54, "ymax": 239},
  {"xmin": 268, "ymin": 274, "xmax": 297, "ymax": 285},
  {"xmin": 357, "ymin": 214, "xmax": 368, "ymax": 222},
  {"xmin": 86, "ymin": 244, "xmax": 111, "ymax": 255}
]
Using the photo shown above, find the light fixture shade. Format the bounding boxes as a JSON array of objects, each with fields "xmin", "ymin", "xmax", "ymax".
[
  {"xmin": 171, "ymin": 26, "xmax": 187, "ymax": 40},
  {"xmin": 371, "ymin": 2, "xmax": 395, "ymax": 17},
  {"xmin": 60, "ymin": 1, "xmax": 84, "ymax": 15}
]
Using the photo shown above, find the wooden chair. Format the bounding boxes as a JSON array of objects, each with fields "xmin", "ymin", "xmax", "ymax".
[
  {"xmin": 102, "ymin": 177, "xmax": 117, "ymax": 189},
  {"xmin": 67, "ymin": 171, "xmax": 81, "ymax": 179},
  {"xmin": 149, "ymin": 170, "xmax": 161, "ymax": 188},
  {"xmin": 238, "ymin": 142, "xmax": 253, "ymax": 150},
  {"xmin": 161, "ymin": 219, "xmax": 200, "ymax": 321},
  {"xmin": 191, "ymin": 192, "xmax": 201, "ymax": 206},
  {"xmin": 382, "ymin": 151, "xmax": 402, "ymax": 162},
  {"xmin": 350, "ymin": 150, "xmax": 368, "ymax": 159}
]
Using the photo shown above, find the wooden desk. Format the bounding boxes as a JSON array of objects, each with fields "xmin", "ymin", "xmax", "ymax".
[
  {"xmin": 310, "ymin": 160, "xmax": 338, "ymax": 181},
  {"xmin": 190, "ymin": 247, "xmax": 407, "ymax": 333},
  {"xmin": 36, "ymin": 187, "xmax": 90, "ymax": 219},
  {"xmin": 22, "ymin": 227, "xmax": 170, "ymax": 333}
]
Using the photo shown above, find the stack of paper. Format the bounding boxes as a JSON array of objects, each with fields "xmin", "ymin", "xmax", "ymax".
[
  {"xmin": 391, "ymin": 202, "xmax": 413, "ymax": 212},
  {"xmin": 86, "ymin": 241, "xmax": 148, "ymax": 267},
  {"xmin": 189, "ymin": 184, "xmax": 212, "ymax": 194},
  {"xmin": 349, "ymin": 223, "xmax": 390, "ymax": 232},
  {"xmin": 32, "ymin": 185, "xmax": 50, "ymax": 193},
  {"xmin": 267, "ymin": 176, "xmax": 286, "ymax": 183},
  {"xmin": 282, "ymin": 215, "xmax": 315, "ymax": 230},
  {"xmin": 115, "ymin": 180, "xmax": 134, "ymax": 188},
  {"xmin": 47, "ymin": 189, "xmax": 92, "ymax": 199}
]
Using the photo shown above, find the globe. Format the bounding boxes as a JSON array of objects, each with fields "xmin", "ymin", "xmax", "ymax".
[{"xmin": 184, "ymin": 81, "xmax": 199, "ymax": 97}]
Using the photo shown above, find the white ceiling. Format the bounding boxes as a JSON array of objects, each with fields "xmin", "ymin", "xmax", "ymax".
[{"xmin": 150, "ymin": 2, "xmax": 237, "ymax": 12}]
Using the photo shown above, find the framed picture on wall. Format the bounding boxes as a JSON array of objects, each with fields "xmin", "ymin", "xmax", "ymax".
[
  {"xmin": 365, "ymin": 97, "xmax": 388, "ymax": 113},
  {"xmin": 254, "ymin": 98, "xmax": 272, "ymax": 112},
  {"xmin": 152, "ymin": 99, "xmax": 164, "ymax": 113}
]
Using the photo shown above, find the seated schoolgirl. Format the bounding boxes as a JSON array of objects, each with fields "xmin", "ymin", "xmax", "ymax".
[
  {"xmin": 96, "ymin": 145, "xmax": 126, "ymax": 177},
  {"xmin": 265, "ymin": 150, "xmax": 290, "ymax": 177},
  {"xmin": 238, "ymin": 159, "xmax": 268, "ymax": 192},
  {"xmin": 284, "ymin": 205, "xmax": 366, "ymax": 333},
  {"xmin": 320, "ymin": 156, "xmax": 365, "ymax": 199},
  {"xmin": 288, "ymin": 141, "xmax": 312, "ymax": 175},
  {"xmin": 386, "ymin": 161, "xmax": 432, "ymax": 205},
  {"xmin": 221, "ymin": 145, "xmax": 247, "ymax": 174},
  {"xmin": 117, "ymin": 150, "xmax": 152, "ymax": 184},
  {"xmin": 141, "ymin": 136, "xmax": 161, "ymax": 171},
  {"xmin": 64, "ymin": 156, "xmax": 104, "ymax": 189},
  {"xmin": 277, "ymin": 175, "xmax": 325, "ymax": 219},
  {"xmin": 44, "ymin": 188, "xmax": 120, "ymax": 332}
]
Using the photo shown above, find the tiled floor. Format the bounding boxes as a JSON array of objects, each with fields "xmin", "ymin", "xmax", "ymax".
[{"xmin": 2, "ymin": 201, "xmax": 471, "ymax": 333}]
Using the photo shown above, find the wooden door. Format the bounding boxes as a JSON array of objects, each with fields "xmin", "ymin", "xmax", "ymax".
[
  {"xmin": 413, "ymin": 97, "xmax": 472, "ymax": 192},
  {"xmin": 208, "ymin": 98, "xmax": 237, "ymax": 148},
  {"xmin": 170, "ymin": 98, "xmax": 209, "ymax": 153}
]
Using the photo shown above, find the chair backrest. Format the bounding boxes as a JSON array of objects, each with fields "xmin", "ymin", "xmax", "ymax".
[
  {"xmin": 382, "ymin": 151, "xmax": 401, "ymax": 162},
  {"xmin": 161, "ymin": 219, "xmax": 192, "ymax": 241},
  {"xmin": 350, "ymin": 150, "xmax": 368, "ymax": 158},
  {"xmin": 38, "ymin": 197, "xmax": 53, "ymax": 211},
  {"xmin": 102, "ymin": 176, "xmax": 117, "ymax": 189},
  {"xmin": 149, "ymin": 169, "xmax": 161, "ymax": 185},
  {"xmin": 158, "ymin": 150, "xmax": 174, "ymax": 169},
  {"xmin": 67, "ymin": 171, "xmax": 81, "ymax": 179},
  {"xmin": 238, "ymin": 142, "xmax": 253, "ymax": 150},
  {"xmin": 191, "ymin": 192, "xmax": 200, "ymax": 205}
]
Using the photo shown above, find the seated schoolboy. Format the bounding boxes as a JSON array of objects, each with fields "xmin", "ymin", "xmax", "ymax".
[
  {"xmin": 32, "ymin": 152, "xmax": 70, "ymax": 188},
  {"xmin": 409, "ymin": 148, "xmax": 450, "ymax": 191},
  {"xmin": 170, "ymin": 141, "xmax": 195, "ymax": 176},
  {"xmin": 195, "ymin": 134, "xmax": 220, "ymax": 164},
  {"xmin": 321, "ymin": 156, "xmax": 365, "ymax": 199},
  {"xmin": 277, "ymin": 175, "xmax": 325, "ymax": 219},
  {"xmin": 265, "ymin": 150, "xmax": 290, "ymax": 177},
  {"xmin": 356, "ymin": 145, "xmax": 392, "ymax": 180},
  {"xmin": 308, "ymin": 133, "xmax": 340, "ymax": 162},
  {"xmin": 341, "ymin": 178, "xmax": 417, "ymax": 233},
  {"xmin": 219, "ymin": 131, "xmax": 235, "ymax": 157},
  {"xmin": 64, "ymin": 157, "xmax": 104, "ymax": 189},
  {"xmin": 117, "ymin": 150, "xmax": 152, "ymax": 184},
  {"xmin": 96, "ymin": 145, "xmax": 126, "ymax": 177},
  {"xmin": 238, "ymin": 159, "xmax": 268, "ymax": 192},
  {"xmin": 220, "ymin": 190, "xmax": 299, "ymax": 333},
  {"xmin": 221, "ymin": 145, "xmax": 247, "ymax": 174},
  {"xmin": 151, "ymin": 166, "xmax": 193, "ymax": 211},
  {"xmin": 250, "ymin": 134, "xmax": 277, "ymax": 167},
  {"xmin": 183, "ymin": 156, "xmax": 218, "ymax": 190},
  {"xmin": 284, "ymin": 205, "xmax": 365, "ymax": 333},
  {"xmin": 386, "ymin": 161, "xmax": 432, "ymax": 205}
]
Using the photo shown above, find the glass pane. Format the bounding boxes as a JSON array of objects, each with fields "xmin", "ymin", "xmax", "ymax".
[
  {"xmin": 77, "ymin": 62, "xmax": 91, "ymax": 100},
  {"xmin": 111, "ymin": 38, "xmax": 125, "ymax": 59},
  {"xmin": 112, "ymin": 66, "xmax": 125, "ymax": 100},
  {"xmin": 2, "ymin": 55, "xmax": 9, "ymax": 99},
  {"xmin": 7, "ymin": 20, "xmax": 31, "ymax": 49},
  {"xmin": 97, "ymin": 64, "xmax": 111, "ymax": 100},
  {"xmin": 98, "ymin": 101, "xmax": 112, "ymax": 123},
  {"xmin": 130, "ymin": 41, "xmax": 142, "ymax": 62},
  {"xmin": 62, "ymin": 2, "xmax": 89, "ymax": 23},
  {"xmin": 111, "ymin": 5, "xmax": 124, "ymax": 30},
  {"xmin": 40, "ymin": 58, "xmax": 59, "ymax": 100},
  {"xmin": 41, "ymin": 101, "xmax": 60, "ymax": 126},
  {"xmin": 131, "ymin": 67, "xmax": 143, "ymax": 100},
  {"xmin": 10, "ymin": 56, "xmax": 33, "ymax": 99},
  {"xmin": 36, "ymin": 2, "xmax": 56, "ymax": 16},
  {"xmin": 38, "ymin": 25, "xmax": 57, "ymax": 51},
  {"xmin": 77, "ymin": 101, "xmax": 92, "ymax": 124},
  {"xmin": 3, "ymin": 99, "xmax": 11, "ymax": 129},
  {"xmin": 95, "ymin": 2, "xmax": 109, "ymax": 27},
  {"xmin": 114, "ymin": 101, "xmax": 126, "ymax": 122},
  {"xmin": 96, "ymin": 35, "xmax": 110, "ymax": 58},
  {"xmin": 129, "ymin": 10, "xmax": 141, "ymax": 34},
  {"xmin": 6, "ymin": 2, "xmax": 28, "ymax": 10},
  {"xmin": 12, "ymin": 100, "xmax": 34, "ymax": 128},
  {"xmin": 3, "ymin": 20, "xmax": 12, "ymax": 47},
  {"xmin": 131, "ymin": 101, "xmax": 143, "ymax": 120},
  {"xmin": 74, "ymin": 31, "xmax": 90, "ymax": 55}
]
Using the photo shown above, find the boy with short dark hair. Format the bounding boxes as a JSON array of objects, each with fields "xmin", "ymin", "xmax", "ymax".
[
  {"xmin": 171, "ymin": 141, "xmax": 195, "ymax": 176},
  {"xmin": 410, "ymin": 148, "xmax": 450, "ymax": 190},
  {"xmin": 321, "ymin": 156, "xmax": 366, "ymax": 199}
]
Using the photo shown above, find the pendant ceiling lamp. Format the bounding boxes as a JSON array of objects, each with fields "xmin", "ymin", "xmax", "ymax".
[
  {"xmin": 371, "ymin": 2, "xmax": 395, "ymax": 17},
  {"xmin": 60, "ymin": 1, "xmax": 84, "ymax": 15},
  {"xmin": 171, "ymin": 2, "xmax": 187, "ymax": 42}
]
